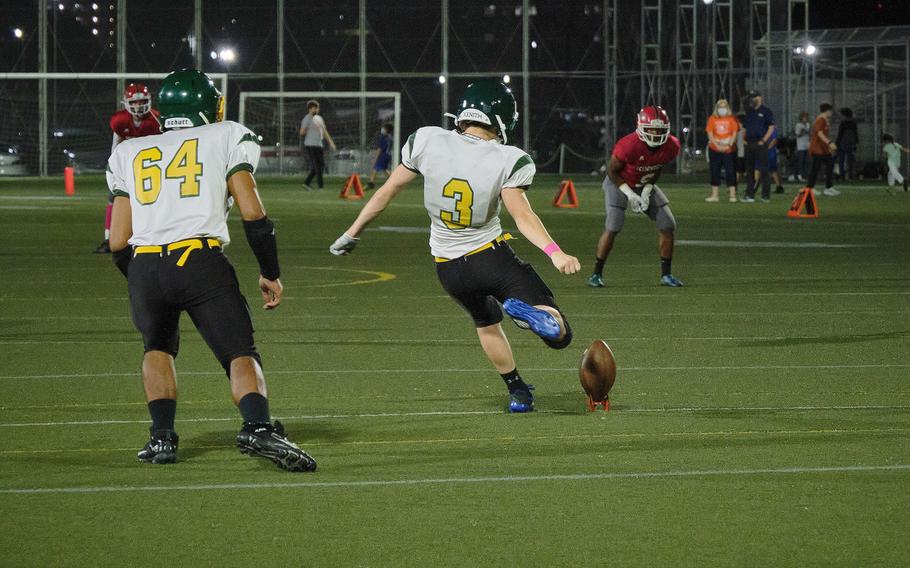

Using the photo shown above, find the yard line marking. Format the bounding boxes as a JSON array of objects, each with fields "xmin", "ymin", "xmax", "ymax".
[
  {"xmin": 2, "ymin": 464, "xmax": 908, "ymax": 495},
  {"xmin": 3, "ymin": 408, "xmax": 909, "ymax": 429},
  {"xmin": 3, "ymin": 333, "xmax": 909, "ymax": 346},
  {"xmin": 4, "ymin": 335, "xmax": 908, "ymax": 346},
  {"xmin": 677, "ymin": 239, "xmax": 869, "ymax": 249},
  {"xmin": 1, "ymin": 364, "xmax": 908, "ymax": 381},
  {"xmin": 4, "ymin": 309, "xmax": 908, "ymax": 321},
  {"xmin": 3, "ymin": 426, "xmax": 910, "ymax": 455},
  {"xmin": 3, "ymin": 291, "xmax": 908, "ymax": 301}
]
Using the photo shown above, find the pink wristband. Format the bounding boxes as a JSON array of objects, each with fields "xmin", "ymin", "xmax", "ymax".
[{"xmin": 543, "ymin": 242, "xmax": 561, "ymax": 257}]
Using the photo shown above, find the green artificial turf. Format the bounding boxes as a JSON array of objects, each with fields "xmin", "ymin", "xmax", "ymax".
[{"xmin": 0, "ymin": 173, "xmax": 908, "ymax": 567}]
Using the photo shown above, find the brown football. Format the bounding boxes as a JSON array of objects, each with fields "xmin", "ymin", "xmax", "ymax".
[{"xmin": 579, "ymin": 339, "xmax": 617, "ymax": 409}]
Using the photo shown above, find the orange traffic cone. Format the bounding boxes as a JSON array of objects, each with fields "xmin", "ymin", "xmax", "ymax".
[
  {"xmin": 553, "ymin": 179, "xmax": 578, "ymax": 208},
  {"xmin": 340, "ymin": 173, "xmax": 365, "ymax": 200}
]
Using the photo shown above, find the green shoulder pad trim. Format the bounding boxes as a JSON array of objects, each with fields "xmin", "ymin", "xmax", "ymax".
[
  {"xmin": 111, "ymin": 189, "xmax": 129, "ymax": 198},
  {"xmin": 105, "ymin": 163, "xmax": 113, "ymax": 173},
  {"xmin": 226, "ymin": 163, "xmax": 254, "ymax": 180},
  {"xmin": 237, "ymin": 133, "xmax": 261, "ymax": 146},
  {"xmin": 509, "ymin": 154, "xmax": 533, "ymax": 178}
]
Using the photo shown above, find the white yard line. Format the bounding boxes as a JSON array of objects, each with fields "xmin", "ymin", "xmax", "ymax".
[
  {"xmin": 2, "ymin": 464, "xmax": 908, "ymax": 495},
  {"xmin": 0, "ymin": 363, "xmax": 907, "ymax": 381},
  {"xmin": 2, "ymin": 406, "xmax": 909, "ymax": 428}
]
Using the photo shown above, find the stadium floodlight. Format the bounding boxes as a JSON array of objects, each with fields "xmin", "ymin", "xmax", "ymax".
[
  {"xmin": 91, "ymin": 28, "xmax": 98, "ymax": 35},
  {"xmin": 438, "ymin": 75, "xmax": 446, "ymax": 84},
  {"xmin": 13, "ymin": 28, "xmax": 24, "ymax": 39},
  {"xmin": 210, "ymin": 50, "xmax": 218, "ymax": 60},
  {"xmin": 702, "ymin": 0, "xmax": 714, "ymax": 4},
  {"xmin": 58, "ymin": 3, "xmax": 65, "ymax": 10},
  {"xmin": 502, "ymin": 74, "xmax": 511, "ymax": 84},
  {"xmin": 218, "ymin": 48, "xmax": 236, "ymax": 63},
  {"xmin": 530, "ymin": 40, "xmax": 538, "ymax": 49},
  {"xmin": 805, "ymin": 44, "xmax": 817, "ymax": 56},
  {"xmin": 92, "ymin": 2, "xmax": 98, "ymax": 9}
]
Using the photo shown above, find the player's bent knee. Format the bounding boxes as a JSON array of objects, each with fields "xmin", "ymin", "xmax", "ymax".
[
  {"xmin": 221, "ymin": 350, "xmax": 262, "ymax": 378},
  {"xmin": 543, "ymin": 317, "xmax": 573, "ymax": 350},
  {"xmin": 656, "ymin": 207, "xmax": 677, "ymax": 232}
]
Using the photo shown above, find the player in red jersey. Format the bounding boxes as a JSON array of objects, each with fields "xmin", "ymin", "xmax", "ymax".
[
  {"xmin": 93, "ymin": 83, "xmax": 161, "ymax": 253},
  {"xmin": 587, "ymin": 105, "xmax": 684, "ymax": 288}
]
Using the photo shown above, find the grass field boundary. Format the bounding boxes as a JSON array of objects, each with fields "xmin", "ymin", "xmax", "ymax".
[{"xmin": 2, "ymin": 464, "xmax": 908, "ymax": 495}]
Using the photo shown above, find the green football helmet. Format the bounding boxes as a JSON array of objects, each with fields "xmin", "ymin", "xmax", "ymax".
[
  {"xmin": 450, "ymin": 80, "xmax": 518, "ymax": 144},
  {"xmin": 157, "ymin": 69, "xmax": 224, "ymax": 130}
]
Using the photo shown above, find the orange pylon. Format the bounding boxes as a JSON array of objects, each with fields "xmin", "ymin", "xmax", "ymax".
[
  {"xmin": 340, "ymin": 173, "xmax": 365, "ymax": 200},
  {"xmin": 787, "ymin": 187, "xmax": 819, "ymax": 219},
  {"xmin": 553, "ymin": 179, "xmax": 578, "ymax": 208}
]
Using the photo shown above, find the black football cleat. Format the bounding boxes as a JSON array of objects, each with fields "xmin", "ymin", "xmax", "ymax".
[
  {"xmin": 93, "ymin": 240, "xmax": 112, "ymax": 254},
  {"xmin": 137, "ymin": 429, "xmax": 179, "ymax": 464},
  {"xmin": 237, "ymin": 420, "xmax": 317, "ymax": 472}
]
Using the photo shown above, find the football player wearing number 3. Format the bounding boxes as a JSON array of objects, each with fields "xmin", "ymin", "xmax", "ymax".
[
  {"xmin": 588, "ymin": 105, "xmax": 684, "ymax": 288},
  {"xmin": 330, "ymin": 80, "xmax": 580, "ymax": 413},
  {"xmin": 107, "ymin": 70, "xmax": 316, "ymax": 472}
]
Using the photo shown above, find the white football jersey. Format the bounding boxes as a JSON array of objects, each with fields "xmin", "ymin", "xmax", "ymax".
[
  {"xmin": 106, "ymin": 120, "xmax": 261, "ymax": 247},
  {"xmin": 401, "ymin": 126, "xmax": 535, "ymax": 259}
]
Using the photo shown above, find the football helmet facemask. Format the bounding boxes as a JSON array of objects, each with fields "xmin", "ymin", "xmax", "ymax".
[
  {"xmin": 157, "ymin": 69, "xmax": 224, "ymax": 130},
  {"xmin": 636, "ymin": 105, "xmax": 671, "ymax": 147},
  {"xmin": 123, "ymin": 83, "xmax": 151, "ymax": 118},
  {"xmin": 447, "ymin": 79, "xmax": 518, "ymax": 144}
]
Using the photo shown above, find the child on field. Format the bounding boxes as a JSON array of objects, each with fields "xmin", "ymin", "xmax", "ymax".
[
  {"xmin": 367, "ymin": 123, "xmax": 393, "ymax": 190},
  {"xmin": 882, "ymin": 134, "xmax": 909, "ymax": 192}
]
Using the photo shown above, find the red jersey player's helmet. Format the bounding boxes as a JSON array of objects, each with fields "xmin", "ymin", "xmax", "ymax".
[
  {"xmin": 123, "ymin": 83, "xmax": 151, "ymax": 118},
  {"xmin": 636, "ymin": 105, "xmax": 671, "ymax": 147}
]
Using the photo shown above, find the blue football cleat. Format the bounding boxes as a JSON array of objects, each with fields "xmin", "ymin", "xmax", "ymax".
[
  {"xmin": 660, "ymin": 274, "xmax": 684, "ymax": 287},
  {"xmin": 508, "ymin": 385, "xmax": 535, "ymax": 413},
  {"xmin": 586, "ymin": 274, "xmax": 604, "ymax": 288},
  {"xmin": 502, "ymin": 298, "xmax": 561, "ymax": 340}
]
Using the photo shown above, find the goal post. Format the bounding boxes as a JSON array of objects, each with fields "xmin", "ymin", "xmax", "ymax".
[
  {"xmin": 238, "ymin": 91, "xmax": 401, "ymax": 177},
  {"xmin": 0, "ymin": 72, "xmax": 227, "ymax": 177}
]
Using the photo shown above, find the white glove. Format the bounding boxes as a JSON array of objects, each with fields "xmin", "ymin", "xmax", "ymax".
[
  {"xmin": 329, "ymin": 233, "xmax": 360, "ymax": 256},
  {"xmin": 620, "ymin": 183, "xmax": 645, "ymax": 214},
  {"xmin": 639, "ymin": 184, "xmax": 654, "ymax": 213}
]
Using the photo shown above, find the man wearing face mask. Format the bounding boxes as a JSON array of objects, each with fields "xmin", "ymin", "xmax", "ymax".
[{"xmin": 741, "ymin": 90, "xmax": 775, "ymax": 203}]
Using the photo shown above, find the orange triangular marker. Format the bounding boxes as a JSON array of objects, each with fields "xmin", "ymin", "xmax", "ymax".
[
  {"xmin": 553, "ymin": 179, "xmax": 578, "ymax": 208},
  {"xmin": 787, "ymin": 187, "xmax": 819, "ymax": 218},
  {"xmin": 340, "ymin": 173, "xmax": 365, "ymax": 199}
]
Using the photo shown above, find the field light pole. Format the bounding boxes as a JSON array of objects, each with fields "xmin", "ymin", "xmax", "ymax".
[
  {"xmin": 522, "ymin": 0, "xmax": 530, "ymax": 151},
  {"xmin": 441, "ymin": 0, "xmax": 449, "ymax": 125},
  {"xmin": 38, "ymin": 0, "xmax": 48, "ymax": 177},
  {"xmin": 277, "ymin": 0, "xmax": 285, "ymax": 175}
]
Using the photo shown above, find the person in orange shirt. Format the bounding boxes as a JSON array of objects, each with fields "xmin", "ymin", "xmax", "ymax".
[
  {"xmin": 705, "ymin": 98, "xmax": 739, "ymax": 202},
  {"xmin": 807, "ymin": 102, "xmax": 840, "ymax": 196}
]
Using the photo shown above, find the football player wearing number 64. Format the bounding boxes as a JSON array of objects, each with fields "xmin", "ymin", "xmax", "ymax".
[
  {"xmin": 329, "ymin": 80, "xmax": 580, "ymax": 413},
  {"xmin": 587, "ymin": 105, "xmax": 684, "ymax": 289},
  {"xmin": 107, "ymin": 69, "xmax": 316, "ymax": 472}
]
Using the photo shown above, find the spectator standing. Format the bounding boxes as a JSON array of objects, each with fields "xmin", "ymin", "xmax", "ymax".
[
  {"xmin": 791, "ymin": 111, "xmax": 810, "ymax": 182},
  {"xmin": 763, "ymin": 128, "xmax": 786, "ymax": 194},
  {"xmin": 882, "ymin": 134, "xmax": 910, "ymax": 192},
  {"xmin": 735, "ymin": 112, "xmax": 747, "ymax": 184},
  {"xmin": 367, "ymin": 123, "xmax": 393, "ymax": 190},
  {"xmin": 835, "ymin": 107, "xmax": 858, "ymax": 181},
  {"xmin": 299, "ymin": 100, "xmax": 336, "ymax": 190},
  {"xmin": 741, "ymin": 90, "xmax": 775, "ymax": 203},
  {"xmin": 705, "ymin": 98, "xmax": 739, "ymax": 202},
  {"xmin": 807, "ymin": 102, "xmax": 840, "ymax": 196}
]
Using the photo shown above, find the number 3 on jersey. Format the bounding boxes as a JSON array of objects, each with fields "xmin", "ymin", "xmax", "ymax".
[
  {"xmin": 440, "ymin": 178, "xmax": 474, "ymax": 229},
  {"xmin": 133, "ymin": 139, "xmax": 203, "ymax": 205}
]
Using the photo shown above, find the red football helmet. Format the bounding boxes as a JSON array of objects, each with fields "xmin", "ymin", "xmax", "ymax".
[
  {"xmin": 123, "ymin": 83, "xmax": 151, "ymax": 118},
  {"xmin": 636, "ymin": 105, "xmax": 671, "ymax": 147}
]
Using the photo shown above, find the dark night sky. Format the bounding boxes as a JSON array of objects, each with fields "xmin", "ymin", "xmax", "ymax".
[{"xmin": 810, "ymin": 0, "xmax": 910, "ymax": 28}]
